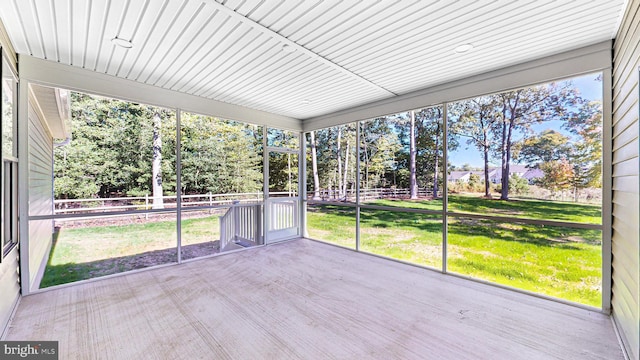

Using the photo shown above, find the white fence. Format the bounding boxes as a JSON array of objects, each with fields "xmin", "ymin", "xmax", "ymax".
[
  {"xmin": 53, "ymin": 192, "xmax": 289, "ymax": 215},
  {"xmin": 268, "ymin": 198, "xmax": 298, "ymax": 232},
  {"xmin": 53, "ymin": 188, "xmax": 440, "ymax": 216},
  {"xmin": 311, "ymin": 187, "xmax": 436, "ymax": 202},
  {"xmin": 219, "ymin": 203, "xmax": 263, "ymax": 251}
]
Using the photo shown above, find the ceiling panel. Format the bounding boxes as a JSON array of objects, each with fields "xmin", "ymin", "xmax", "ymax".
[{"xmin": 0, "ymin": 0, "xmax": 627, "ymax": 120}]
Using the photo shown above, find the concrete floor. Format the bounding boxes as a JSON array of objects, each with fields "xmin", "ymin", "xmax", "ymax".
[{"xmin": 5, "ymin": 239, "xmax": 624, "ymax": 359}]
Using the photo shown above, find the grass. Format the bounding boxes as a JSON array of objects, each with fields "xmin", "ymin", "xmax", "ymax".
[
  {"xmin": 370, "ymin": 194, "xmax": 602, "ymax": 224},
  {"xmin": 308, "ymin": 198, "xmax": 602, "ymax": 307},
  {"xmin": 41, "ymin": 213, "xmax": 222, "ymax": 288},
  {"xmin": 449, "ymin": 194, "xmax": 601, "ymax": 223},
  {"xmin": 43, "ymin": 197, "xmax": 602, "ymax": 307}
]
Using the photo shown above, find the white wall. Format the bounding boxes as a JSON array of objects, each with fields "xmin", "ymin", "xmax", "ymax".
[
  {"xmin": 0, "ymin": 18, "xmax": 20, "ymax": 339},
  {"xmin": 612, "ymin": 0, "xmax": 640, "ymax": 358},
  {"xmin": 26, "ymin": 100, "xmax": 54, "ymax": 291},
  {"xmin": 0, "ymin": 245, "xmax": 19, "ymax": 338}
]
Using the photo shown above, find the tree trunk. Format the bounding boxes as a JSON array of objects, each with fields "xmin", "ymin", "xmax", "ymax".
[
  {"xmin": 337, "ymin": 127, "xmax": 343, "ymax": 199},
  {"xmin": 483, "ymin": 140, "xmax": 490, "ymax": 197},
  {"xmin": 433, "ymin": 122, "xmax": 440, "ymax": 199},
  {"xmin": 499, "ymin": 105, "xmax": 509, "ymax": 200},
  {"xmin": 152, "ymin": 113, "xmax": 164, "ymax": 209},
  {"xmin": 310, "ymin": 131, "xmax": 321, "ymax": 200},
  {"xmin": 362, "ymin": 123, "xmax": 369, "ymax": 191},
  {"xmin": 409, "ymin": 111, "xmax": 418, "ymax": 199},
  {"xmin": 502, "ymin": 116, "xmax": 515, "ymax": 200},
  {"xmin": 287, "ymin": 153, "xmax": 292, "ymax": 196},
  {"xmin": 342, "ymin": 141, "xmax": 350, "ymax": 200}
]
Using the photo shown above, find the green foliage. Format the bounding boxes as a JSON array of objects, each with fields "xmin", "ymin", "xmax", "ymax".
[
  {"xmin": 180, "ymin": 113, "xmax": 263, "ymax": 195},
  {"xmin": 55, "ymin": 93, "xmax": 177, "ymax": 198},
  {"xmin": 509, "ymin": 174, "xmax": 530, "ymax": 195},
  {"xmin": 511, "ymin": 100, "xmax": 602, "ymax": 202},
  {"xmin": 55, "ymin": 93, "xmax": 263, "ymax": 199},
  {"xmin": 536, "ymin": 160, "xmax": 573, "ymax": 195},
  {"xmin": 513, "ymin": 129, "xmax": 571, "ymax": 165},
  {"xmin": 565, "ymin": 101, "xmax": 603, "ymax": 193},
  {"xmin": 2, "ymin": 79, "xmax": 14, "ymax": 157}
]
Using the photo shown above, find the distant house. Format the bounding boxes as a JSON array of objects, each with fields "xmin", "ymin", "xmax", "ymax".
[
  {"xmin": 449, "ymin": 171, "xmax": 472, "ymax": 182},
  {"xmin": 450, "ymin": 165, "xmax": 542, "ymax": 184},
  {"xmin": 523, "ymin": 168, "xmax": 544, "ymax": 184}
]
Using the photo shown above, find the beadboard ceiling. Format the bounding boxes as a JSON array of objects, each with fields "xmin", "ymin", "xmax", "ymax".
[{"xmin": 0, "ymin": 0, "xmax": 627, "ymax": 120}]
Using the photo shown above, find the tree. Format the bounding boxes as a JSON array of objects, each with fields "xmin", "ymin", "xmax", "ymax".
[
  {"xmin": 413, "ymin": 107, "xmax": 453, "ymax": 198},
  {"xmin": 309, "ymin": 131, "xmax": 321, "ymax": 200},
  {"xmin": 360, "ymin": 118, "xmax": 400, "ymax": 190},
  {"xmin": 514, "ymin": 129, "xmax": 571, "ymax": 166},
  {"xmin": 564, "ymin": 101, "xmax": 603, "ymax": 200},
  {"xmin": 409, "ymin": 110, "xmax": 418, "ymax": 199},
  {"xmin": 55, "ymin": 92, "xmax": 176, "ymax": 199},
  {"xmin": 537, "ymin": 160, "xmax": 573, "ymax": 199},
  {"xmin": 151, "ymin": 112, "xmax": 164, "ymax": 209},
  {"xmin": 494, "ymin": 82, "xmax": 581, "ymax": 200},
  {"xmin": 509, "ymin": 174, "xmax": 530, "ymax": 195},
  {"xmin": 450, "ymin": 96, "xmax": 500, "ymax": 197},
  {"xmin": 55, "ymin": 93, "xmax": 263, "ymax": 200}
]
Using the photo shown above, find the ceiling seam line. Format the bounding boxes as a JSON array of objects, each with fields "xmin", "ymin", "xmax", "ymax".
[{"xmin": 201, "ymin": 0, "xmax": 398, "ymax": 97}]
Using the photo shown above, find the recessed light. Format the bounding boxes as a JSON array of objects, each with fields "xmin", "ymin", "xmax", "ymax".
[
  {"xmin": 281, "ymin": 44, "xmax": 296, "ymax": 53},
  {"xmin": 111, "ymin": 37, "xmax": 133, "ymax": 49},
  {"xmin": 454, "ymin": 43, "xmax": 474, "ymax": 54},
  {"xmin": 300, "ymin": 99, "xmax": 311, "ymax": 105}
]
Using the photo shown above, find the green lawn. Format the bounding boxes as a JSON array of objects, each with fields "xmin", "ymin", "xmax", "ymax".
[
  {"xmin": 43, "ymin": 197, "xmax": 602, "ymax": 307},
  {"xmin": 308, "ymin": 198, "xmax": 602, "ymax": 307},
  {"xmin": 370, "ymin": 194, "xmax": 601, "ymax": 224},
  {"xmin": 41, "ymin": 214, "xmax": 221, "ymax": 288}
]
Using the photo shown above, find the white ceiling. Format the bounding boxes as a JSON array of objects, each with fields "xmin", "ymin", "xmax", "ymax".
[{"xmin": 0, "ymin": 0, "xmax": 627, "ymax": 120}]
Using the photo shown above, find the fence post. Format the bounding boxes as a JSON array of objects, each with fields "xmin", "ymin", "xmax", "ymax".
[
  {"xmin": 145, "ymin": 194, "xmax": 149, "ymax": 220},
  {"xmin": 208, "ymin": 192, "xmax": 213, "ymax": 214}
]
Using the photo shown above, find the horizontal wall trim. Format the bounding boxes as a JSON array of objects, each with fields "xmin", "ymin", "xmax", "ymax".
[
  {"xmin": 0, "ymin": 19, "xmax": 17, "ymax": 71},
  {"xmin": 18, "ymin": 56, "xmax": 302, "ymax": 131},
  {"xmin": 303, "ymin": 41, "xmax": 612, "ymax": 131}
]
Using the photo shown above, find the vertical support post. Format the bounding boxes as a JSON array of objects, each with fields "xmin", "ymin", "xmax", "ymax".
[
  {"xmin": 299, "ymin": 131, "xmax": 307, "ymax": 238},
  {"xmin": 356, "ymin": 121, "xmax": 361, "ymax": 251},
  {"xmin": 263, "ymin": 127, "xmax": 269, "ymax": 245},
  {"xmin": 219, "ymin": 215, "xmax": 226, "ymax": 249},
  {"xmin": 208, "ymin": 192, "xmax": 212, "ymax": 214},
  {"xmin": 145, "ymin": 194, "xmax": 148, "ymax": 219},
  {"xmin": 601, "ymin": 67, "xmax": 612, "ymax": 313},
  {"xmin": 18, "ymin": 78, "xmax": 30, "ymax": 294},
  {"xmin": 233, "ymin": 205, "xmax": 240, "ymax": 240},
  {"xmin": 255, "ymin": 204, "xmax": 263, "ymax": 244},
  {"xmin": 176, "ymin": 109, "xmax": 182, "ymax": 264},
  {"xmin": 442, "ymin": 103, "xmax": 449, "ymax": 274}
]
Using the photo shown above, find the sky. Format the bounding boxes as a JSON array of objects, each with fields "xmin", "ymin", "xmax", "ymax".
[{"xmin": 448, "ymin": 72, "xmax": 603, "ymax": 168}]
